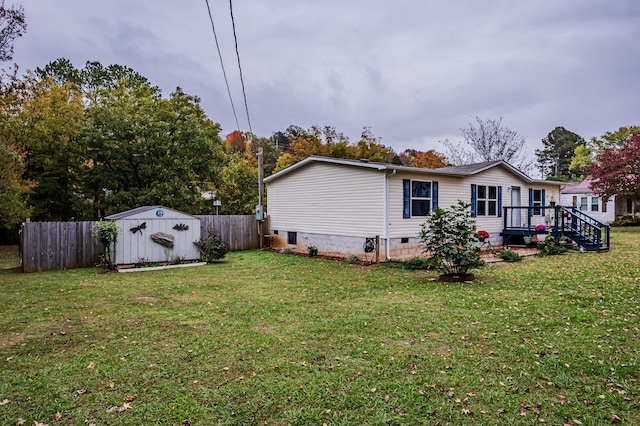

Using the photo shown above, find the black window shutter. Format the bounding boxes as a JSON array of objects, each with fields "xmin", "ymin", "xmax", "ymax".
[
  {"xmin": 471, "ymin": 184, "xmax": 477, "ymax": 218},
  {"xmin": 497, "ymin": 186, "xmax": 502, "ymax": 217},
  {"xmin": 403, "ymin": 179, "xmax": 410, "ymax": 218},
  {"xmin": 432, "ymin": 181, "xmax": 438, "ymax": 210}
]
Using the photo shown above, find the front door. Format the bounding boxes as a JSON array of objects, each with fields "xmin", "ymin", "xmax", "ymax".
[{"xmin": 511, "ymin": 187, "xmax": 521, "ymax": 227}]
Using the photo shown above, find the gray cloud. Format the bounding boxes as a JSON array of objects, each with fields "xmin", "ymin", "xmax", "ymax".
[{"xmin": 12, "ymin": 0, "xmax": 640, "ymax": 158}]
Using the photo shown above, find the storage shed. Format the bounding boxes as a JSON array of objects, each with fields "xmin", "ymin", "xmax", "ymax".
[{"xmin": 105, "ymin": 206, "xmax": 201, "ymax": 265}]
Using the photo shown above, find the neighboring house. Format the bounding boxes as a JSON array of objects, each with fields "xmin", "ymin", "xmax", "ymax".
[
  {"xmin": 264, "ymin": 156, "xmax": 561, "ymax": 261},
  {"xmin": 560, "ymin": 176, "xmax": 639, "ymax": 223}
]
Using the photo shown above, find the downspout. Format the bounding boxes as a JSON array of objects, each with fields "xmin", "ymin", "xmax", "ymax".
[{"xmin": 384, "ymin": 169, "xmax": 396, "ymax": 261}]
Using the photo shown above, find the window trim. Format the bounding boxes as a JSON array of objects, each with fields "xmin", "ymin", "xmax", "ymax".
[
  {"xmin": 476, "ymin": 184, "xmax": 499, "ymax": 217},
  {"xmin": 410, "ymin": 180, "xmax": 432, "ymax": 217}
]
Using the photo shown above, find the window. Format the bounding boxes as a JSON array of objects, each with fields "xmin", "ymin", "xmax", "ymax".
[
  {"xmin": 532, "ymin": 189, "xmax": 543, "ymax": 215},
  {"xmin": 477, "ymin": 185, "xmax": 498, "ymax": 216},
  {"xmin": 591, "ymin": 197, "xmax": 599, "ymax": 212},
  {"xmin": 411, "ymin": 180, "xmax": 432, "ymax": 216},
  {"xmin": 580, "ymin": 197, "xmax": 588, "ymax": 211}
]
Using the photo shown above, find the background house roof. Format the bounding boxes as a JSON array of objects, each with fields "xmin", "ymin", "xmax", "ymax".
[{"xmin": 560, "ymin": 177, "xmax": 595, "ymax": 194}]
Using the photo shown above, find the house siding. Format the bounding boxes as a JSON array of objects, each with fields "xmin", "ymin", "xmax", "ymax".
[
  {"xmin": 388, "ymin": 168, "xmax": 560, "ymax": 247},
  {"xmin": 266, "ymin": 162, "xmax": 385, "ymax": 240},
  {"xmin": 266, "ymin": 158, "xmax": 562, "ymax": 261}
]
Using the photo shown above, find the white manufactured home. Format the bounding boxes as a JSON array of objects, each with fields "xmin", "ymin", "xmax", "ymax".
[{"xmin": 264, "ymin": 156, "xmax": 562, "ymax": 261}]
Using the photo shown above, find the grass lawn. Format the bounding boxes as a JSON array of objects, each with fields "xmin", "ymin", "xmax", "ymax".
[{"xmin": 0, "ymin": 229, "xmax": 638, "ymax": 425}]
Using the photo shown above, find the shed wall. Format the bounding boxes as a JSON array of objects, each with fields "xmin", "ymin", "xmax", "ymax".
[{"xmin": 114, "ymin": 218, "xmax": 201, "ymax": 264}]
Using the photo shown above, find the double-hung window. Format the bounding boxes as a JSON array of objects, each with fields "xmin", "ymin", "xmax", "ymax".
[
  {"xmin": 591, "ymin": 197, "xmax": 599, "ymax": 212},
  {"xmin": 532, "ymin": 189, "xmax": 543, "ymax": 215},
  {"xmin": 476, "ymin": 185, "xmax": 498, "ymax": 216},
  {"xmin": 580, "ymin": 196, "xmax": 588, "ymax": 211},
  {"xmin": 411, "ymin": 181, "xmax": 432, "ymax": 216}
]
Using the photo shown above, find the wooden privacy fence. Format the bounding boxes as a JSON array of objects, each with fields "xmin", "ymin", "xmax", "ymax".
[
  {"xmin": 197, "ymin": 215, "xmax": 264, "ymax": 252},
  {"xmin": 20, "ymin": 221, "xmax": 103, "ymax": 273},
  {"xmin": 20, "ymin": 215, "xmax": 264, "ymax": 273}
]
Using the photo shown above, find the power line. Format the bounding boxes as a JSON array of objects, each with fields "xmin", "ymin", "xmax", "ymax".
[
  {"xmin": 204, "ymin": 0, "xmax": 240, "ymax": 131},
  {"xmin": 228, "ymin": 0, "xmax": 253, "ymax": 136}
]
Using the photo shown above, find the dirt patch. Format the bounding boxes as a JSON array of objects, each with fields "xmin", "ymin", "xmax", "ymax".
[
  {"xmin": 267, "ymin": 249, "xmax": 375, "ymax": 265},
  {"xmin": 134, "ymin": 296, "xmax": 160, "ymax": 303}
]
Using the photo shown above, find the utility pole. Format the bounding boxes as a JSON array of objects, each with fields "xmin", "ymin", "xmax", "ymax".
[{"xmin": 257, "ymin": 147, "xmax": 265, "ymax": 248}]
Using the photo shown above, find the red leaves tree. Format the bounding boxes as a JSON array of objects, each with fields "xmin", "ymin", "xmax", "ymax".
[{"xmin": 589, "ymin": 133, "xmax": 640, "ymax": 201}]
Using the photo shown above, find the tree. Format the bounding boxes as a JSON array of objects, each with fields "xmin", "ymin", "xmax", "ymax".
[
  {"xmin": 7, "ymin": 76, "xmax": 88, "ymax": 220},
  {"xmin": 215, "ymin": 159, "xmax": 257, "ymax": 215},
  {"xmin": 568, "ymin": 143, "xmax": 593, "ymax": 180},
  {"xmin": 84, "ymin": 82, "xmax": 227, "ymax": 215},
  {"xmin": 535, "ymin": 126, "xmax": 585, "ymax": 180},
  {"xmin": 0, "ymin": 0, "xmax": 26, "ymax": 63},
  {"xmin": 400, "ymin": 149, "xmax": 449, "ymax": 168},
  {"xmin": 592, "ymin": 125, "xmax": 640, "ymax": 152},
  {"xmin": 443, "ymin": 116, "xmax": 531, "ymax": 173},
  {"xmin": 589, "ymin": 133, "xmax": 640, "ymax": 203}
]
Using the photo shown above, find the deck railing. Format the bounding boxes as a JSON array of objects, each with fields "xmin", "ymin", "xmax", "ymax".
[{"xmin": 502, "ymin": 205, "xmax": 610, "ymax": 251}]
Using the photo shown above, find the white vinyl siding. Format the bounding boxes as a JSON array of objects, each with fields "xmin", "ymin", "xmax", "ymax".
[{"xmin": 266, "ymin": 162, "xmax": 384, "ymax": 237}]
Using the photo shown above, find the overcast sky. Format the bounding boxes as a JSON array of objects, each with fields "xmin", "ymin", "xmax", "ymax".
[{"xmin": 12, "ymin": 0, "xmax": 640, "ymax": 162}]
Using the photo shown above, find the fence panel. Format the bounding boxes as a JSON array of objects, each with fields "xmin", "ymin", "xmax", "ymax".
[
  {"xmin": 197, "ymin": 215, "xmax": 262, "ymax": 252},
  {"xmin": 21, "ymin": 221, "xmax": 103, "ymax": 273},
  {"xmin": 20, "ymin": 216, "xmax": 263, "ymax": 273}
]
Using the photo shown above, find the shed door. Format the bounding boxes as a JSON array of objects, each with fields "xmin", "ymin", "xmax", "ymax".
[{"xmin": 511, "ymin": 187, "xmax": 521, "ymax": 227}]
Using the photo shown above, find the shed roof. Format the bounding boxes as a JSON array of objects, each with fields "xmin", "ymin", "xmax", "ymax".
[
  {"xmin": 264, "ymin": 156, "xmax": 537, "ymax": 184},
  {"xmin": 105, "ymin": 206, "xmax": 199, "ymax": 220}
]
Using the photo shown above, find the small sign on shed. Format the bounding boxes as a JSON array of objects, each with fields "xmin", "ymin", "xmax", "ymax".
[{"xmin": 105, "ymin": 206, "xmax": 201, "ymax": 265}]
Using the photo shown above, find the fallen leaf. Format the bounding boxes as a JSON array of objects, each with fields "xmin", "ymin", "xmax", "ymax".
[
  {"xmin": 385, "ymin": 394, "xmax": 390, "ymax": 403},
  {"xmin": 55, "ymin": 412, "xmax": 62, "ymax": 420},
  {"xmin": 611, "ymin": 413, "xmax": 621, "ymax": 423},
  {"xmin": 125, "ymin": 396, "xmax": 135, "ymax": 402},
  {"xmin": 5, "ymin": 356, "xmax": 13, "ymax": 361},
  {"xmin": 75, "ymin": 389, "xmax": 87, "ymax": 395},
  {"xmin": 461, "ymin": 408, "xmax": 473, "ymax": 415},
  {"xmin": 106, "ymin": 382, "xmax": 115, "ymax": 389},
  {"xmin": 34, "ymin": 422, "xmax": 49, "ymax": 426},
  {"xmin": 371, "ymin": 387, "xmax": 377, "ymax": 393},
  {"xmin": 519, "ymin": 410, "xmax": 527, "ymax": 416},
  {"xmin": 16, "ymin": 419, "xmax": 25, "ymax": 425},
  {"xmin": 0, "ymin": 399, "xmax": 9, "ymax": 405},
  {"xmin": 87, "ymin": 362, "xmax": 95, "ymax": 369}
]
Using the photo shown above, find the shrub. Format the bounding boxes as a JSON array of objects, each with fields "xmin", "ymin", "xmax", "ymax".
[
  {"xmin": 194, "ymin": 229, "xmax": 228, "ymax": 262},
  {"xmin": 495, "ymin": 248, "xmax": 523, "ymax": 262},
  {"xmin": 93, "ymin": 220, "xmax": 121, "ymax": 269},
  {"xmin": 279, "ymin": 247, "xmax": 293, "ymax": 254},
  {"xmin": 418, "ymin": 201, "xmax": 484, "ymax": 276},
  {"xmin": 402, "ymin": 257, "xmax": 437, "ymax": 270},
  {"xmin": 538, "ymin": 244, "xmax": 568, "ymax": 256},
  {"xmin": 611, "ymin": 215, "xmax": 640, "ymax": 227},
  {"xmin": 307, "ymin": 245, "xmax": 318, "ymax": 257},
  {"xmin": 347, "ymin": 254, "xmax": 359, "ymax": 264}
]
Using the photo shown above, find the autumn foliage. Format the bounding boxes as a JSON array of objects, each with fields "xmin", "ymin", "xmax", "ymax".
[{"xmin": 589, "ymin": 133, "xmax": 640, "ymax": 201}]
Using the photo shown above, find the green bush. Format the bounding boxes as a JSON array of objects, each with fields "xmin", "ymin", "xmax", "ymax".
[
  {"xmin": 418, "ymin": 201, "xmax": 484, "ymax": 276},
  {"xmin": 538, "ymin": 244, "xmax": 568, "ymax": 256},
  {"xmin": 401, "ymin": 257, "xmax": 437, "ymax": 270},
  {"xmin": 611, "ymin": 215, "xmax": 640, "ymax": 227},
  {"xmin": 194, "ymin": 229, "xmax": 228, "ymax": 262},
  {"xmin": 93, "ymin": 220, "xmax": 121, "ymax": 269},
  {"xmin": 495, "ymin": 248, "xmax": 523, "ymax": 262},
  {"xmin": 307, "ymin": 245, "xmax": 318, "ymax": 257},
  {"xmin": 347, "ymin": 254, "xmax": 359, "ymax": 264},
  {"xmin": 279, "ymin": 247, "xmax": 293, "ymax": 254}
]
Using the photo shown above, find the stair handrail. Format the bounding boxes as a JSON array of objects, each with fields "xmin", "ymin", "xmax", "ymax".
[{"xmin": 564, "ymin": 207, "xmax": 610, "ymax": 251}]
